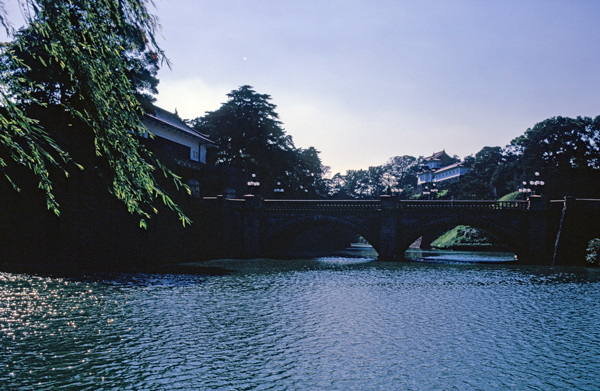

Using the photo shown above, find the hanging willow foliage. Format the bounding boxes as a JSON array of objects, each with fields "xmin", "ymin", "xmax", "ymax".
[{"xmin": 0, "ymin": 0, "xmax": 191, "ymax": 227}]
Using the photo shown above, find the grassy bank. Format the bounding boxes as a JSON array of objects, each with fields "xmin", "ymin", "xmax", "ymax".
[
  {"xmin": 431, "ymin": 225, "xmax": 509, "ymax": 251},
  {"xmin": 498, "ymin": 191, "xmax": 523, "ymax": 201}
]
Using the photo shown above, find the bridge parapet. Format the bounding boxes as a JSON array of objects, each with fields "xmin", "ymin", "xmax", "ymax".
[
  {"xmin": 262, "ymin": 199, "xmax": 529, "ymax": 211},
  {"xmin": 569, "ymin": 199, "xmax": 600, "ymax": 210},
  {"xmin": 399, "ymin": 200, "xmax": 528, "ymax": 211},
  {"xmin": 264, "ymin": 199, "xmax": 380, "ymax": 211}
]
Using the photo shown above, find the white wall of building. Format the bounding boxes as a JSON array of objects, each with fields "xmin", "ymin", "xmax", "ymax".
[{"xmin": 145, "ymin": 122, "xmax": 204, "ymax": 163}]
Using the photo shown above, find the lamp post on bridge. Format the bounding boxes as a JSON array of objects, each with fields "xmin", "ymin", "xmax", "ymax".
[
  {"xmin": 430, "ymin": 183, "xmax": 438, "ymax": 199},
  {"xmin": 422, "ymin": 183, "xmax": 438, "ymax": 200},
  {"xmin": 518, "ymin": 183, "xmax": 532, "ymax": 200},
  {"xmin": 529, "ymin": 172, "xmax": 545, "ymax": 195},
  {"xmin": 390, "ymin": 187, "xmax": 403, "ymax": 198},
  {"xmin": 273, "ymin": 182, "xmax": 285, "ymax": 198},
  {"xmin": 519, "ymin": 172, "xmax": 545, "ymax": 199},
  {"xmin": 247, "ymin": 173, "xmax": 260, "ymax": 195},
  {"xmin": 383, "ymin": 172, "xmax": 399, "ymax": 197}
]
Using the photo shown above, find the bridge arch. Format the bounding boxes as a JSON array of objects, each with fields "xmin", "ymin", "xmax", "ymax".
[
  {"xmin": 398, "ymin": 215, "xmax": 526, "ymax": 260},
  {"xmin": 262, "ymin": 214, "xmax": 380, "ymax": 256}
]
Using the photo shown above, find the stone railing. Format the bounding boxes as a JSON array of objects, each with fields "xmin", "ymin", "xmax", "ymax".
[
  {"xmin": 551, "ymin": 198, "xmax": 600, "ymax": 209},
  {"xmin": 398, "ymin": 200, "xmax": 528, "ymax": 211},
  {"xmin": 262, "ymin": 199, "xmax": 529, "ymax": 211},
  {"xmin": 574, "ymin": 199, "xmax": 600, "ymax": 210},
  {"xmin": 264, "ymin": 199, "xmax": 380, "ymax": 211}
]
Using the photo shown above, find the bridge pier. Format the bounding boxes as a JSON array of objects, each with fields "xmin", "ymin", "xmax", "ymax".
[
  {"xmin": 526, "ymin": 195, "xmax": 550, "ymax": 265},
  {"xmin": 243, "ymin": 195, "xmax": 263, "ymax": 257},
  {"xmin": 552, "ymin": 197, "xmax": 600, "ymax": 266},
  {"xmin": 524, "ymin": 195, "xmax": 550, "ymax": 264},
  {"xmin": 378, "ymin": 195, "xmax": 398, "ymax": 261}
]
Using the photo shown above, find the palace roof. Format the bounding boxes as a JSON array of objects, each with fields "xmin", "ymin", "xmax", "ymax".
[{"xmin": 422, "ymin": 150, "xmax": 453, "ymax": 164}]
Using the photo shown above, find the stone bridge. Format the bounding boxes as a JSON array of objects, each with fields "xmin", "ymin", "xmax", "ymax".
[{"xmin": 205, "ymin": 195, "xmax": 600, "ymax": 265}]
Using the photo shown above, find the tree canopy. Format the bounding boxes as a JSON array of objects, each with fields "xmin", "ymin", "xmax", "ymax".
[
  {"xmin": 436, "ymin": 116, "xmax": 600, "ymax": 200},
  {"xmin": 327, "ymin": 155, "xmax": 419, "ymax": 199},
  {"xmin": 509, "ymin": 116, "xmax": 600, "ymax": 198},
  {"xmin": 189, "ymin": 85, "xmax": 328, "ymax": 198},
  {"xmin": 0, "ymin": 0, "xmax": 188, "ymax": 227}
]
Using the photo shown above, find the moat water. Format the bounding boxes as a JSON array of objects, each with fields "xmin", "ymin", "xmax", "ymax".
[{"xmin": 2, "ymin": 248, "xmax": 600, "ymax": 390}]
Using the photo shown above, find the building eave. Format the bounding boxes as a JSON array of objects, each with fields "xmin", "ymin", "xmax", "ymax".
[
  {"xmin": 143, "ymin": 113, "xmax": 217, "ymax": 147},
  {"xmin": 435, "ymin": 162, "xmax": 466, "ymax": 174}
]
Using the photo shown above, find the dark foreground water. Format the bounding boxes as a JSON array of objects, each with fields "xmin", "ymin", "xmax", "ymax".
[{"xmin": 2, "ymin": 251, "xmax": 600, "ymax": 390}]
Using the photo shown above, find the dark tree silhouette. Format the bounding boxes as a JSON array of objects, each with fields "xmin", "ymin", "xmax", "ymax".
[{"xmin": 189, "ymin": 86, "xmax": 327, "ymax": 198}]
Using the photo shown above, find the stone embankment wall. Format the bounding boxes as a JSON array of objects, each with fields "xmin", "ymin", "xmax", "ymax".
[
  {"xmin": 0, "ymin": 166, "xmax": 228, "ymax": 271},
  {"xmin": 552, "ymin": 197, "xmax": 600, "ymax": 266}
]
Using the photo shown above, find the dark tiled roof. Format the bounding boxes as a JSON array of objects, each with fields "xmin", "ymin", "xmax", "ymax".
[
  {"xmin": 423, "ymin": 150, "xmax": 451, "ymax": 162},
  {"xmin": 144, "ymin": 106, "xmax": 216, "ymax": 146}
]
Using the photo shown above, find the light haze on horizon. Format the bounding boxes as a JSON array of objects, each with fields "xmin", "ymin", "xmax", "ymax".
[{"xmin": 3, "ymin": 1, "xmax": 600, "ymax": 176}]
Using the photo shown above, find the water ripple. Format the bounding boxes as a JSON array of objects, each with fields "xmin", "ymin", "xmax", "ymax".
[{"xmin": 1, "ymin": 262, "xmax": 600, "ymax": 390}]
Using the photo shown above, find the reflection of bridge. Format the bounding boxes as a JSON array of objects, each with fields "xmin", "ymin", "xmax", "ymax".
[{"xmin": 206, "ymin": 195, "xmax": 600, "ymax": 265}]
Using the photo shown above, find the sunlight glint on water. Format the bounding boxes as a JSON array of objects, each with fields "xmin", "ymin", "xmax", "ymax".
[{"xmin": 1, "ymin": 253, "xmax": 599, "ymax": 390}]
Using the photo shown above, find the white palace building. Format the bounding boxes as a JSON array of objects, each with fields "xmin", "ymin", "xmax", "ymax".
[{"xmin": 417, "ymin": 150, "xmax": 471, "ymax": 190}]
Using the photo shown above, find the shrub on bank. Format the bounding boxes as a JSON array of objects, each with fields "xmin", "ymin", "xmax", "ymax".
[{"xmin": 586, "ymin": 239, "xmax": 600, "ymax": 265}]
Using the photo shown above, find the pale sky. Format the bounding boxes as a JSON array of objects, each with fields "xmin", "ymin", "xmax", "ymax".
[{"xmin": 4, "ymin": 1, "xmax": 600, "ymax": 176}]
